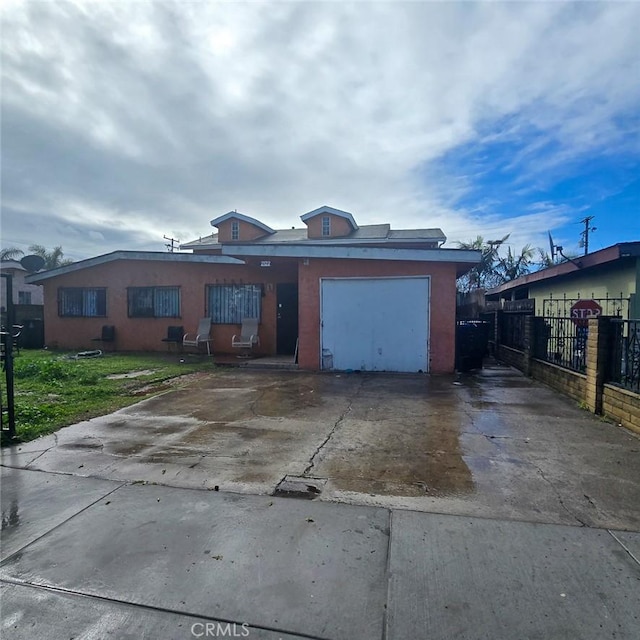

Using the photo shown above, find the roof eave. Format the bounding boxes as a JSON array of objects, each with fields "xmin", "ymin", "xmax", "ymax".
[{"xmin": 25, "ymin": 251, "xmax": 245, "ymax": 283}]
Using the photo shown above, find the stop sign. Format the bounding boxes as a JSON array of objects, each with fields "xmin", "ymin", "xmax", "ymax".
[{"xmin": 570, "ymin": 299, "xmax": 602, "ymax": 326}]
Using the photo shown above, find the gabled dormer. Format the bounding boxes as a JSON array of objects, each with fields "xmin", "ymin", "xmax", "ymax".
[
  {"xmin": 300, "ymin": 206, "xmax": 358, "ymax": 239},
  {"xmin": 210, "ymin": 211, "xmax": 275, "ymax": 243}
]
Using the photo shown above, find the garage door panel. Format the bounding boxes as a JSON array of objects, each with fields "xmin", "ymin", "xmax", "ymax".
[{"xmin": 321, "ymin": 277, "xmax": 429, "ymax": 372}]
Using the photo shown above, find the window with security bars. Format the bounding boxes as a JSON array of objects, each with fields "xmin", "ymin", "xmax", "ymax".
[
  {"xmin": 206, "ymin": 284, "xmax": 261, "ymax": 324},
  {"xmin": 127, "ymin": 287, "xmax": 180, "ymax": 317},
  {"xmin": 58, "ymin": 288, "xmax": 107, "ymax": 317}
]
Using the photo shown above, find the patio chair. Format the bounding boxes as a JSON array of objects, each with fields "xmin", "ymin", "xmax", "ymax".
[
  {"xmin": 183, "ymin": 318, "xmax": 213, "ymax": 355},
  {"xmin": 232, "ymin": 317, "xmax": 260, "ymax": 356},
  {"xmin": 91, "ymin": 325, "xmax": 115, "ymax": 350},
  {"xmin": 161, "ymin": 325, "xmax": 184, "ymax": 350}
]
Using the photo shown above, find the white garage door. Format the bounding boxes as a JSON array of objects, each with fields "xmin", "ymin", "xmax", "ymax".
[{"xmin": 321, "ymin": 277, "xmax": 429, "ymax": 372}]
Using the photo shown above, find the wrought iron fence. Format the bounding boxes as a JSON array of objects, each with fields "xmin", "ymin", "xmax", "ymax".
[
  {"xmin": 500, "ymin": 313, "xmax": 528, "ymax": 350},
  {"xmin": 537, "ymin": 317, "xmax": 588, "ymax": 373},
  {"xmin": 542, "ymin": 294, "xmax": 630, "ymax": 319},
  {"xmin": 608, "ymin": 319, "xmax": 640, "ymax": 393}
]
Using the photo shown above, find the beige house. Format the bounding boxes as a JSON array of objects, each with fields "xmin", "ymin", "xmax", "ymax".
[
  {"xmin": 0, "ymin": 260, "xmax": 44, "ymax": 310},
  {"xmin": 486, "ymin": 242, "xmax": 640, "ymax": 319}
]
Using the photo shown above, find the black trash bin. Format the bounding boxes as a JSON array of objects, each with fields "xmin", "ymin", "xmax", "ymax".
[
  {"xmin": 456, "ymin": 320, "xmax": 490, "ymax": 371},
  {"xmin": 20, "ymin": 318, "xmax": 44, "ymax": 349}
]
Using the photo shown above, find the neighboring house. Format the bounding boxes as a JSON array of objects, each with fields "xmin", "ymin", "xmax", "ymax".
[
  {"xmin": 26, "ymin": 205, "xmax": 479, "ymax": 373},
  {"xmin": 485, "ymin": 242, "xmax": 640, "ymax": 320},
  {"xmin": 1, "ymin": 260, "xmax": 44, "ymax": 309}
]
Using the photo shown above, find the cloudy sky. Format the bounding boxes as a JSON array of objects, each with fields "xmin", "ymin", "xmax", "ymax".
[{"xmin": 1, "ymin": 1, "xmax": 639, "ymax": 261}]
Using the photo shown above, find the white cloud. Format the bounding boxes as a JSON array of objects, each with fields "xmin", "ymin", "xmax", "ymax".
[{"xmin": 1, "ymin": 1, "xmax": 638, "ymax": 257}]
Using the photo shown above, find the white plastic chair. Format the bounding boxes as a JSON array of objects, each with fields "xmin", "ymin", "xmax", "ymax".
[
  {"xmin": 183, "ymin": 318, "xmax": 213, "ymax": 355},
  {"xmin": 232, "ymin": 318, "xmax": 260, "ymax": 356}
]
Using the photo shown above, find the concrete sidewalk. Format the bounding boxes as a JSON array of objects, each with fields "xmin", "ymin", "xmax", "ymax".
[{"xmin": 2, "ymin": 466, "xmax": 639, "ymax": 640}]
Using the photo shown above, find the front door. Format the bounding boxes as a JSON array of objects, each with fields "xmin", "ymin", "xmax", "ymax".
[{"xmin": 277, "ymin": 283, "xmax": 299, "ymax": 355}]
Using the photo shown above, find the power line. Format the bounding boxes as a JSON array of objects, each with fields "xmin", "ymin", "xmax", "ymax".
[
  {"xmin": 578, "ymin": 216, "xmax": 596, "ymax": 256},
  {"xmin": 163, "ymin": 235, "xmax": 180, "ymax": 252}
]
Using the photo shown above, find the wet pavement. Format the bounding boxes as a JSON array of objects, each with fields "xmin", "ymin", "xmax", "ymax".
[
  {"xmin": 3, "ymin": 363, "xmax": 639, "ymax": 529},
  {"xmin": 2, "ymin": 362, "xmax": 640, "ymax": 639}
]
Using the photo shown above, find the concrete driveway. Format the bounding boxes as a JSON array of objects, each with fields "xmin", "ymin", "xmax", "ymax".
[
  {"xmin": 2, "ymin": 362, "xmax": 640, "ymax": 640},
  {"xmin": 3, "ymin": 361, "xmax": 639, "ymax": 530}
]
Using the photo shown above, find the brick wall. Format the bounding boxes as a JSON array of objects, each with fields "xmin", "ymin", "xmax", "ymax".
[
  {"xmin": 495, "ymin": 315, "xmax": 639, "ymax": 434},
  {"xmin": 496, "ymin": 345, "xmax": 526, "ymax": 371},
  {"xmin": 530, "ymin": 359, "xmax": 587, "ymax": 404},
  {"xmin": 603, "ymin": 384, "xmax": 640, "ymax": 435}
]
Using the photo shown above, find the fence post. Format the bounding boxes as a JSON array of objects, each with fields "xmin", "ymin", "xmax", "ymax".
[
  {"xmin": 523, "ymin": 315, "xmax": 535, "ymax": 376},
  {"xmin": 585, "ymin": 316, "xmax": 611, "ymax": 414}
]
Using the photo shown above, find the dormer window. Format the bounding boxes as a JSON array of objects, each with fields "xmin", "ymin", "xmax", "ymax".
[
  {"xmin": 231, "ymin": 220, "xmax": 240, "ymax": 240},
  {"xmin": 322, "ymin": 216, "xmax": 331, "ymax": 237}
]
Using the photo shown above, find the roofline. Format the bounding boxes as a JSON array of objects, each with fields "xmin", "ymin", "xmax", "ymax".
[
  {"xmin": 0, "ymin": 260, "xmax": 26, "ymax": 271},
  {"xmin": 221, "ymin": 243, "xmax": 480, "ymax": 265},
  {"xmin": 209, "ymin": 211, "xmax": 274, "ymax": 234},
  {"xmin": 25, "ymin": 251, "xmax": 245, "ymax": 283},
  {"xmin": 183, "ymin": 236, "xmax": 446, "ymax": 251},
  {"xmin": 300, "ymin": 206, "xmax": 359, "ymax": 230},
  {"xmin": 486, "ymin": 242, "xmax": 640, "ymax": 295}
]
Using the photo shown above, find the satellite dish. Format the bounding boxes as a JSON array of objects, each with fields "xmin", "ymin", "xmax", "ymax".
[
  {"xmin": 548, "ymin": 231, "xmax": 555, "ymax": 261},
  {"xmin": 20, "ymin": 254, "xmax": 46, "ymax": 273}
]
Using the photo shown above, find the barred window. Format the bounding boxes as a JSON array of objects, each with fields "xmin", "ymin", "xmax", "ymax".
[
  {"xmin": 59, "ymin": 288, "xmax": 107, "ymax": 317},
  {"xmin": 128, "ymin": 287, "xmax": 180, "ymax": 318},
  {"xmin": 206, "ymin": 284, "xmax": 261, "ymax": 324}
]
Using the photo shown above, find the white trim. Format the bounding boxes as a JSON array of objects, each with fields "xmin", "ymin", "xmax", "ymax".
[
  {"xmin": 25, "ymin": 251, "xmax": 245, "ymax": 283},
  {"xmin": 300, "ymin": 206, "xmax": 359, "ymax": 230},
  {"xmin": 209, "ymin": 211, "xmax": 274, "ymax": 234},
  {"xmin": 222, "ymin": 243, "xmax": 480, "ymax": 264}
]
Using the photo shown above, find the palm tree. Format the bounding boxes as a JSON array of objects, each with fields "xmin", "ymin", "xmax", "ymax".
[
  {"xmin": 28, "ymin": 245, "xmax": 73, "ymax": 269},
  {"xmin": 0, "ymin": 247, "xmax": 25, "ymax": 261},
  {"xmin": 456, "ymin": 234, "xmax": 510, "ymax": 291},
  {"xmin": 494, "ymin": 244, "xmax": 535, "ymax": 283}
]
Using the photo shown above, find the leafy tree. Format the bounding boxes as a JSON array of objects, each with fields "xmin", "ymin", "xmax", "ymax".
[
  {"xmin": 28, "ymin": 245, "xmax": 73, "ymax": 269},
  {"xmin": 0, "ymin": 247, "xmax": 25, "ymax": 261}
]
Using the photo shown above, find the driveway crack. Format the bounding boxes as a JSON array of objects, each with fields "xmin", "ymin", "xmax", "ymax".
[
  {"xmin": 303, "ymin": 377, "xmax": 365, "ymax": 476},
  {"xmin": 533, "ymin": 463, "xmax": 587, "ymax": 527}
]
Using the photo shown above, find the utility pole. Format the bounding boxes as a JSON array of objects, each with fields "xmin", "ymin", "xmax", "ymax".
[
  {"xmin": 579, "ymin": 216, "xmax": 596, "ymax": 256},
  {"xmin": 163, "ymin": 235, "xmax": 180, "ymax": 252}
]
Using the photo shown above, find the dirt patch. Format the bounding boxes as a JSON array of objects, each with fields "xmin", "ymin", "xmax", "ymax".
[{"xmin": 107, "ymin": 369, "xmax": 157, "ymax": 380}]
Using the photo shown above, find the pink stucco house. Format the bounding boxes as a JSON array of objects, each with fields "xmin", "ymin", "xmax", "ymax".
[{"xmin": 27, "ymin": 206, "xmax": 479, "ymax": 373}]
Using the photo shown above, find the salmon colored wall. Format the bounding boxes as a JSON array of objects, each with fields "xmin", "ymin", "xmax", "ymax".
[
  {"xmin": 305, "ymin": 214, "xmax": 352, "ymax": 239},
  {"xmin": 41, "ymin": 259, "xmax": 297, "ymax": 354},
  {"xmin": 216, "ymin": 219, "xmax": 269, "ymax": 243},
  {"xmin": 297, "ymin": 259, "xmax": 458, "ymax": 373}
]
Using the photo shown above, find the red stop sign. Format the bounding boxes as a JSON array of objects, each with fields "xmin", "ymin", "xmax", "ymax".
[{"xmin": 570, "ymin": 300, "xmax": 602, "ymax": 326}]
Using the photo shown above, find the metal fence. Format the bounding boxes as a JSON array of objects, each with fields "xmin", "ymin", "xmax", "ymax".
[
  {"xmin": 542, "ymin": 295, "xmax": 630, "ymax": 319},
  {"xmin": 537, "ymin": 317, "xmax": 588, "ymax": 373},
  {"xmin": 608, "ymin": 319, "xmax": 640, "ymax": 393},
  {"xmin": 500, "ymin": 313, "xmax": 528, "ymax": 350}
]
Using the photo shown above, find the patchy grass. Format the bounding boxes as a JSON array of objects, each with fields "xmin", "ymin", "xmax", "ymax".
[{"xmin": 5, "ymin": 350, "xmax": 214, "ymax": 443}]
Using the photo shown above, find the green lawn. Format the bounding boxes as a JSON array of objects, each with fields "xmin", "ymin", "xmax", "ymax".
[{"xmin": 3, "ymin": 350, "xmax": 214, "ymax": 443}]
